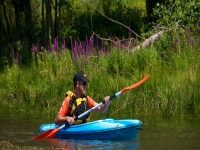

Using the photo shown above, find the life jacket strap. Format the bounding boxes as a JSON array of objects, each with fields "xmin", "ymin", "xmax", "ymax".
[{"xmin": 65, "ymin": 91, "xmax": 90, "ymax": 124}]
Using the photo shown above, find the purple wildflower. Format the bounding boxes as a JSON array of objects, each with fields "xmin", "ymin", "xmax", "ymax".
[
  {"xmin": 12, "ymin": 49, "xmax": 14, "ymax": 61},
  {"xmin": 54, "ymin": 38, "xmax": 58, "ymax": 50},
  {"xmin": 31, "ymin": 44, "xmax": 35, "ymax": 55},
  {"xmin": 62, "ymin": 39, "xmax": 66, "ymax": 50},
  {"xmin": 12, "ymin": 49, "xmax": 18, "ymax": 63}
]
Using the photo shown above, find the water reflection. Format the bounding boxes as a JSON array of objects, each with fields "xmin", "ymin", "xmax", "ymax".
[{"xmin": 42, "ymin": 138, "xmax": 140, "ymax": 149}]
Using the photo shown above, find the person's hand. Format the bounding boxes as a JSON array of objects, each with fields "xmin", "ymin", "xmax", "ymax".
[
  {"xmin": 66, "ymin": 116, "xmax": 74, "ymax": 125},
  {"xmin": 104, "ymin": 96, "xmax": 110, "ymax": 107}
]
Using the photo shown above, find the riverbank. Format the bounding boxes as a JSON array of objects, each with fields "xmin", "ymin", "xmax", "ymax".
[
  {"xmin": 0, "ymin": 43, "xmax": 199, "ymax": 118},
  {"xmin": 0, "ymin": 14, "xmax": 200, "ymax": 118},
  {"xmin": 0, "ymin": 141, "xmax": 44, "ymax": 150}
]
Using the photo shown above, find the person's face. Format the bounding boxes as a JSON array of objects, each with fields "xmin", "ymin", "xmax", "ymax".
[{"xmin": 77, "ymin": 80, "xmax": 87, "ymax": 94}]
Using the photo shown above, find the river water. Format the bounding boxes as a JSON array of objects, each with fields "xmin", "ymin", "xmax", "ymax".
[{"xmin": 0, "ymin": 112, "xmax": 200, "ymax": 150}]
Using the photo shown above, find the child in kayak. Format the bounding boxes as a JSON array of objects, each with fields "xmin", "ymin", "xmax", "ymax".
[{"xmin": 55, "ymin": 71, "xmax": 110, "ymax": 125}]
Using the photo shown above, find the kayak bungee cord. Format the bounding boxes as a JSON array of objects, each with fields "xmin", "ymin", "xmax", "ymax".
[{"xmin": 32, "ymin": 74, "xmax": 149, "ymax": 140}]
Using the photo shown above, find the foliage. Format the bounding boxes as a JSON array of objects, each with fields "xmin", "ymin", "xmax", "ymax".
[
  {"xmin": 0, "ymin": 0, "xmax": 146, "ymax": 71},
  {"xmin": 0, "ymin": 0, "xmax": 200, "ymax": 119},
  {"xmin": 0, "ymin": 24, "xmax": 200, "ymax": 118},
  {"xmin": 62, "ymin": 0, "xmax": 146, "ymax": 40},
  {"xmin": 153, "ymin": 0, "xmax": 200, "ymax": 28},
  {"xmin": 149, "ymin": 0, "xmax": 200, "ymax": 58}
]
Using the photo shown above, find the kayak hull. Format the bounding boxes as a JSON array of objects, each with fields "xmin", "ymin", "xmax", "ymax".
[{"xmin": 38, "ymin": 118, "xmax": 142, "ymax": 140}]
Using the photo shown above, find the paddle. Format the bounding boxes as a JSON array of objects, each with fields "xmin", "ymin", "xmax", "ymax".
[{"xmin": 32, "ymin": 74, "xmax": 149, "ymax": 140}]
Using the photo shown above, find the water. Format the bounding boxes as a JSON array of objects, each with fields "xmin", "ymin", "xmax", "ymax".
[
  {"xmin": 0, "ymin": 113, "xmax": 200, "ymax": 150},
  {"xmin": 139, "ymin": 116, "xmax": 200, "ymax": 150}
]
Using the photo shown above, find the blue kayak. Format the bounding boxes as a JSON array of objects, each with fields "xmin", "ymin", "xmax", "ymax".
[{"xmin": 38, "ymin": 118, "xmax": 142, "ymax": 140}]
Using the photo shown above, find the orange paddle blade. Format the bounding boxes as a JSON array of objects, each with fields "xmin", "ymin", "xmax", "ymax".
[
  {"xmin": 121, "ymin": 74, "xmax": 149, "ymax": 93},
  {"xmin": 32, "ymin": 128, "xmax": 60, "ymax": 140}
]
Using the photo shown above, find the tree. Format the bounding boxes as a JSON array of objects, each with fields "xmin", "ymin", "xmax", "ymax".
[{"xmin": 146, "ymin": 0, "xmax": 167, "ymax": 21}]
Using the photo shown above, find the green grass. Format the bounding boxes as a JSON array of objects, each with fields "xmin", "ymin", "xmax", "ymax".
[
  {"xmin": 0, "ymin": 19, "xmax": 200, "ymax": 118},
  {"xmin": 0, "ymin": 37, "xmax": 200, "ymax": 119},
  {"xmin": 77, "ymin": 0, "xmax": 146, "ymax": 11}
]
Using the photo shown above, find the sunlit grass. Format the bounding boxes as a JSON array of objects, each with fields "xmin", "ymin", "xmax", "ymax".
[
  {"xmin": 0, "ymin": 43, "xmax": 200, "ymax": 118},
  {"xmin": 77, "ymin": 0, "xmax": 146, "ymax": 12},
  {"xmin": 0, "ymin": 25, "xmax": 200, "ymax": 119}
]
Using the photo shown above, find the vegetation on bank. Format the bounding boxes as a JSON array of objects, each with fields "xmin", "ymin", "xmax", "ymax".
[
  {"xmin": 0, "ymin": 0, "xmax": 200, "ymax": 119},
  {"xmin": 0, "ymin": 0, "xmax": 146, "ymax": 69},
  {"xmin": 0, "ymin": 140, "xmax": 53, "ymax": 150},
  {"xmin": 0, "ymin": 26, "xmax": 199, "ymax": 118}
]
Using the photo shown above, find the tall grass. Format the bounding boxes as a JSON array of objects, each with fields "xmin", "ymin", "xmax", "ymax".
[{"xmin": 0, "ymin": 26, "xmax": 200, "ymax": 119}]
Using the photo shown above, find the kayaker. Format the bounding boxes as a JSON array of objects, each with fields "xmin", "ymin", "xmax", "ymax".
[{"xmin": 55, "ymin": 71, "xmax": 110, "ymax": 125}]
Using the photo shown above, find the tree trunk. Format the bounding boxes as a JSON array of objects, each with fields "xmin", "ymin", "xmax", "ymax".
[
  {"xmin": 23, "ymin": 0, "xmax": 35, "ymax": 43},
  {"xmin": 1, "ymin": 0, "xmax": 10, "ymax": 34},
  {"xmin": 50, "ymin": 0, "xmax": 53, "ymax": 43},
  {"xmin": 45, "ymin": 0, "xmax": 53, "ymax": 44},
  {"xmin": 54, "ymin": 0, "xmax": 58, "ymax": 38},
  {"xmin": 42, "ymin": 0, "xmax": 46, "ymax": 46},
  {"xmin": 0, "ymin": 18, "xmax": 7, "ymax": 38},
  {"xmin": 58, "ymin": 0, "xmax": 61, "ymax": 40},
  {"xmin": 132, "ymin": 31, "xmax": 163, "ymax": 52},
  {"xmin": 46, "ymin": 0, "xmax": 50, "ymax": 44},
  {"xmin": 12, "ymin": 0, "xmax": 20, "ymax": 28}
]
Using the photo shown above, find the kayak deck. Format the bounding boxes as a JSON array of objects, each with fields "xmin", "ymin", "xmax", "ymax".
[{"xmin": 39, "ymin": 118, "xmax": 142, "ymax": 140}]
